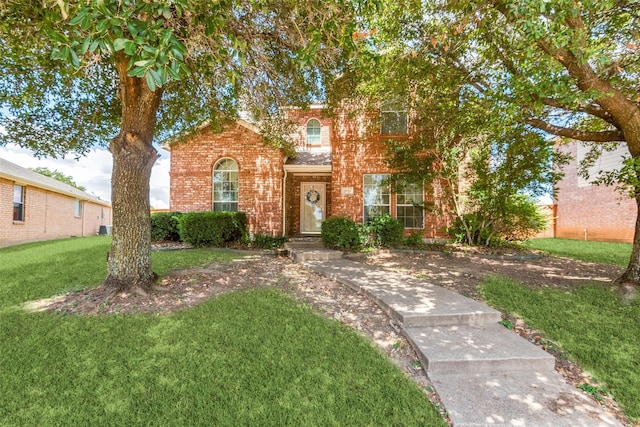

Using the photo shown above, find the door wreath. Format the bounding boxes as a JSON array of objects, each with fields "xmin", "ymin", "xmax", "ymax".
[{"xmin": 305, "ymin": 189, "xmax": 321, "ymax": 205}]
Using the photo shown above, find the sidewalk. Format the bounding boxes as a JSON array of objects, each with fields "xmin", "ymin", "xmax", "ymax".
[{"xmin": 286, "ymin": 241, "xmax": 621, "ymax": 426}]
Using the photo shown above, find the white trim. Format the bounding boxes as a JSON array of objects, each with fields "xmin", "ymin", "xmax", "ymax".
[{"xmin": 283, "ymin": 165, "xmax": 331, "ymax": 173}]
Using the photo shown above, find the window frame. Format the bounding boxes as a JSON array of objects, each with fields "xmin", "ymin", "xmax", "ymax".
[
  {"xmin": 380, "ymin": 99, "xmax": 408, "ymax": 134},
  {"xmin": 306, "ymin": 119, "xmax": 322, "ymax": 146},
  {"xmin": 363, "ymin": 174, "xmax": 391, "ymax": 223},
  {"xmin": 13, "ymin": 184, "xmax": 25, "ymax": 222},
  {"xmin": 74, "ymin": 199, "xmax": 82, "ymax": 217},
  {"xmin": 395, "ymin": 182, "xmax": 424, "ymax": 229},
  {"xmin": 212, "ymin": 158, "xmax": 239, "ymax": 212}
]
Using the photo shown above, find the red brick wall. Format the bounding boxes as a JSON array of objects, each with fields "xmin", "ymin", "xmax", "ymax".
[
  {"xmin": 169, "ymin": 123, "xmax": 284, "ymax": 236},
  {"xmin": 0, "ymin": 177, "xmax": 112, "ymax": 247},
  {"xmin": 287, "ymin": 107, "xmax": 333, "ymax": 150},
  {"xmin": 556, "ymin": 142, "xmax": 636, "ymax": 242},
  {"xmin": 330, "ymin": 112, "xmax": 450, "ymax": 238}
]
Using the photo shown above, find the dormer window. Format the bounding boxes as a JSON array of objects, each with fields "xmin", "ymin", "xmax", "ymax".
[
  {"xmin": 381, "ymin": 99, "xmax": 408, "ymax": 134},
  {"xmin": 306, "ymin": 119, "xmax": 322, "ymax": 145}
]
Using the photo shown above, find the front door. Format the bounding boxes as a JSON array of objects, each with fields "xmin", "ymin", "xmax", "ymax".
[{"xmin": 300, "ymin": 183, "xmax": 326, "ymax": 234}]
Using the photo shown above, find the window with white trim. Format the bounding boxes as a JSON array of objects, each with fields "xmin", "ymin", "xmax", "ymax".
[
  {"xmin": 363, "ymin": 174, "xmax": 390, "ymax": 223},
  {"xmin": 13, "ymin": 185, "xmax": 24, "ymax": 221},
  {"xmin": 213, "ymin": 158, "xmax": 239, "ymax": 212},
  {"xmin": 306, "ymin": 119, "xmax": 321, "ymax": 145},
  {"xmin": 396, "ymin": 182, "xmax": 424, "ymax": 228},
  {"xmin": 381, "ymin": 99, "xmax": 408, "ymax": 134},
  {"xmin": 74, "ymin": 200, "xmax": 82, "ymax": 217}
]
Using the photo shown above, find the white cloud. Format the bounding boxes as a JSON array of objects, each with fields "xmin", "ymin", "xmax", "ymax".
[{"xmin": 0, "ymin": 143, "xmax": 170, "ymax": 209}]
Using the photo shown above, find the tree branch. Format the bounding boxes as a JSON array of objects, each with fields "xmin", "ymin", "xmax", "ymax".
[{"xmin": 526, "ymin": 117, "xmax": 625, "ymax": 142}]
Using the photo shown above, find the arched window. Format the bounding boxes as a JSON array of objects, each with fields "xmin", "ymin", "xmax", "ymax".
[
  {"xmin": 213, "ymin": 158, "xmax": 239, "ymax": 212},
  {"xmin": 306, "ymin": 119, "xmax": 321, "ymax": 145}
]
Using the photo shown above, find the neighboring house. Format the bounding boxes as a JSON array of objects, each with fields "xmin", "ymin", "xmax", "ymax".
[
  {"xmin": 554, "ymin": 141, "xmax": 636, "ymax": 243},
  {"xmin": 0, "ymin": 157, "xmax": 112, "ymax": 247},
  {"xmin": 166, "ymin": 104, "xmax": 450, "ymax": 238}
]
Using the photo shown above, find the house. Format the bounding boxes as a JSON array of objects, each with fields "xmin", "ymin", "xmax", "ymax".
[
  {"xmin": 554, "ymin": 141, "xmax": 636, "ymax": 243},
  {"xmin": 166, "ymin": 105, "xmax": 450, "ymax": 238},
  {"xmin": 0, "ymin": 157, "xmax": 112, "ymax": 247}
]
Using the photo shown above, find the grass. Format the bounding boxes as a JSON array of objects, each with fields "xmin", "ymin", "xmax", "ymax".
[
  {"xmin": 525, "ymin": 238, "xmax": 632, "ymax": 267},
  {"xmin": 0, "ymin": 237, "xmax": 444, "ymax": 426},
  {"xmin": 481, "ymin": 276, "xmax": 640, "ymax": 421}
]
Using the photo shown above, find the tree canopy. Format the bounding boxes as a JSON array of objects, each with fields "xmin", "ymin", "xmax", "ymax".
[
  {"xmin": 345, "ymin": 0, "xmax": 640, "ymax": 291},
  {"xmin": 30, "ymin": 167, "xmax": 87, "ymax": 191},
  {"xmin": 0, "ymin": 0, "xmax": 376, "ymax": 294}
]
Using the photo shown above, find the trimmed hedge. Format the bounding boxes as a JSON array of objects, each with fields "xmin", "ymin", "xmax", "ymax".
[
  {"xmin": 150, "ymin": 211, "xmax": 182, "ymax": 242},
  {"xmin": 178, "ymin": 211, "xmax": 248, "ymax": 247}
]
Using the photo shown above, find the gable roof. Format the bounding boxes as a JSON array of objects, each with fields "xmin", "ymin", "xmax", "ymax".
[
  {"xmin": 160, "ymin": 118, "xmax": 260, "ymax": 152},
  {"xmin": 0, "ymin": 157, "xmax": 111, "ymax": 206}
]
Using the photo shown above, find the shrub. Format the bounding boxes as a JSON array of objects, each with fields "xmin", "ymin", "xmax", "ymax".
[
  {"xmin": 178, "ymin": 211, "xmax": 248, "ymax": 247},
  {"xmin": 366, "ymin": 215, "xmax": 404, "ymax": 248},
  {"xmin": 252, "ymin": 234, "xmax": 287, "ymax": 249},
  {"xmin": 321, "ymin": 216, "xmax": 363, "ymax": 251},
  {"xmin": 150, "ymin": 211, "xmax": 182, "ymax": 242},
  {"xmin": 404, "ymin": 231, "xmax": 425, "ymax": 248},
  {"xmin": 447, "ymin": 194, "xmax": 548, "ymax": 246}
]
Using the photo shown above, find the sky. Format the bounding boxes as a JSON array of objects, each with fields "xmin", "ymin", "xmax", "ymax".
[{"xmin": 0, "ymin": 143, "xmax": 171, "ymax": 209}]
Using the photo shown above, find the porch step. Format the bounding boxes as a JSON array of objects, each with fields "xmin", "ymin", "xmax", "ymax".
[
  {"xmin": 284, "ymin": 241, "xmax": 343, "ymax": 263},
  {"xmin": 405, "ymin": 322, "xmax": 556, "ymax": 375}
]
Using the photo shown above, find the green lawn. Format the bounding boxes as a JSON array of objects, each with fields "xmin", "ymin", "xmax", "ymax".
[
  {"xmin": 482, "ymin": 276, "xmax": 640, "ymax": 421},
  {"xmin": 525, "ymin": 238, "xmax": 632, "ymax": 267},
  {"xmin": 0, "ymin": 237, "xmax": 444, "ymax": 426}
]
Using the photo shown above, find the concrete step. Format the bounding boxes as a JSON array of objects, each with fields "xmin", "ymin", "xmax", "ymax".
[
  {"xmin": 429, "ymin": 370, "xmax": 620, "ymax": 426},
  {"xmin": 290, "ymin": 249, "xmax": 343, "ymax": 263},
  {"xmin": 304, "ymin": 259, "xmax": 502, "ymax": 327},
  {"xmin": 405, "ymin": 323, "xmax": 556, "ymax": 375}
]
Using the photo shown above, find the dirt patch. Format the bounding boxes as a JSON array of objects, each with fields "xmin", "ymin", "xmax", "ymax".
[{"xmin": 36, "ymin": 247, "xmax": 630, "ymax": 425}]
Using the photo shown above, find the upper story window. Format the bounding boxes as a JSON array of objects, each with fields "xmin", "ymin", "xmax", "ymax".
[
  {"xmin": 13, "ymin": 184, "xmax": 24, "ymax": 221},
  {"xmin": 306, "ymin": 119, "xmax": 322, "ymax": 145},
  {"xmin": 213, "ymin": 158, "xmax": 239, "ymax": 212},
  {"xmin": 381, "ymin": 99, "xmax": 408, "ymax": 134}
]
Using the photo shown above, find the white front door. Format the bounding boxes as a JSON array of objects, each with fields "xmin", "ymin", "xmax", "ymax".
[{"xmin": 300, "ymin": 183, "xmax": 326, "ymax": 234}]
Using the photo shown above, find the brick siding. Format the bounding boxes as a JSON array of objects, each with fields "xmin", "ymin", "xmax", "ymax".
[
  {"xmin": 169, "ymin": 123, "xmax": 284, "ymax": 236},
  {"xmin": 0, "ymin": 177, "xmax": 112, "ymax": 247},
  {"xmin": 556, "ymin": 142, "xmax": 636, "ymax": 243},
  {"xmin": 169, "ymin": 109, "xmax": 452, "ymax": 239}
]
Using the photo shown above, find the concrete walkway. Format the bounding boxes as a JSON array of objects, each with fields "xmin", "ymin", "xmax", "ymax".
[{"xmin": 285, "ymin": 240, "xmax": 621, "ymax": 427}]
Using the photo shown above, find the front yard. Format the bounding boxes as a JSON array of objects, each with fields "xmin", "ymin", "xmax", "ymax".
[
  {"xmin": 0, "ymin": 237, "xmax": 444, "ymax": 426},
  {"xmin": 2, "ymin": 236, "xmax": 638, "ymax": 425}
]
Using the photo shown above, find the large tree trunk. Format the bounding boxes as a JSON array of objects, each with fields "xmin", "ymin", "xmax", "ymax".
[
  {"xmin": 101, "ymin": 55, "xmax": 163, "ymax": 295},
  {"xmin": 615, "ymin": 194, "xmax": 640, "ymax": 303}
]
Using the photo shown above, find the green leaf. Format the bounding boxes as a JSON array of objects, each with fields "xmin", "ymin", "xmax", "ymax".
[
  {"xmin": 81, "ymin": 37, "xmax": 92, "ymax": 55},
  {"xmin": 145, "ymin": 72, "xmax": 156, "ymax": 91},
  {"xmin": 96, "ymin": 18, "xmax": 111, "ymax": 32},
  {"xmin": 133, "ymin": 60, "xmax": 152, "ymax": 67},
  {"xmin": 113, "ymin": 38, "xmax": 129, "ymax": 52},
  {"xmin": 128, "ymin": 66, "xmax": 147, "ymax": 77},
  {"xmin": 124, "ymin": 41, "xmax": 137, "ymax": 56},
  {"xmin": 69, "ymin": 49, "xmax": 80, "ymax": 68},
  {"xmin": 69, "ymin": 9, "xmax": 89, "ymax": 26},
  {"xmin": 149, "ymin": 68, "xmax": 162, "ymax": 85}
]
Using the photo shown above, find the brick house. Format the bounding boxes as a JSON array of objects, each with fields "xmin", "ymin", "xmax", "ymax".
[
  {"xmin": 166, "ymin": 105, "xmax": 450, "ymax": 238},
  {"xmin": 0, "ymin": 157, "xmax": 112, "ymax": 247},
  {"xmin": 554, "ymin": 141, "xmax": 636, "ymax": 243}
]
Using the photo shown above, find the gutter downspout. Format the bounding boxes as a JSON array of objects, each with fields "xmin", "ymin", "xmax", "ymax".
[{"xmin": 282, "ymin": 158, "xmax": 288, "ymax": 237}]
